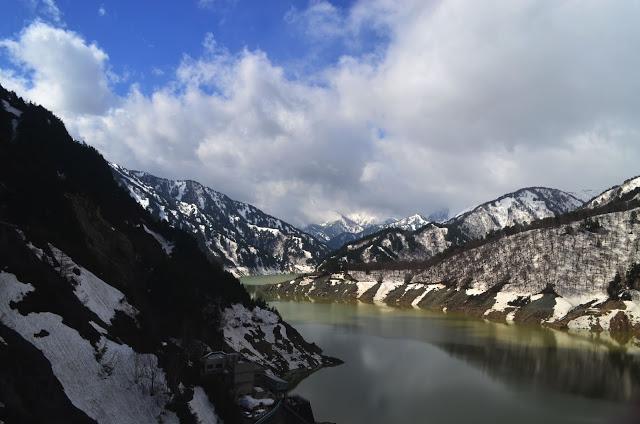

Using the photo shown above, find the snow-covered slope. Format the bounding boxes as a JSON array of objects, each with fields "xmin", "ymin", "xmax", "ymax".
[
  {"xmin": 584, "ymin": 175, "xmax": 640, "ymax": 210},
  {"xmin": 321, "ymin": 187, "xmax": 583, "ymax": 269},
  {"xmin": 451, "ymin": 187, "xmax": 583, "ymax": 241},
  {"xmin": 111, "ymin": 164, "xmax": 329, "ymax": 276}
]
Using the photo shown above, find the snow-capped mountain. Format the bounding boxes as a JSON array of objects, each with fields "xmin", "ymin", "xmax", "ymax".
[
  {"xmin": 450, "ymin": 187, "xmax": 583, "ymax": 241},
  {"xmin": 584, "ymin": 175, "xmax": 640, "ymax": 210},
  {"xmin": 320, "ymin": 187, "xmax": 583, "ymax": 269},
  {"xmin": 383, "ymin": 214, "xmax": 430, "ymax": 231},
  {"xmin": 304, "ymin": 214, "xmax": 387, "ymax": 250},
  {"xmin": 305, "ymin": 214, "xmax": 380, "ymax": 242},
  {"xmin": 305, "ymin": 213, "xmax": 431, "ymax": 250},
  {"xmin": 111, "ymin": 165, "xmax": 330, "ymax": 276},
  {"xmin": 0, "ymin": 85, "xmax": 332, "ymax": 423}
]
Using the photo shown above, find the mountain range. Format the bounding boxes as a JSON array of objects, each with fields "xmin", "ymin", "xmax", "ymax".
[
  {"xmin": 319, "ymin": 187, "xmax": 583, "ymax": 270},
  {"xmin": 111, "ymin": 167, "xmax": 586, "ymax": 275}
]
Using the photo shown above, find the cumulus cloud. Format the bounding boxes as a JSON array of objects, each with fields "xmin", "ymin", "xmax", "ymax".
[
  {"xmin": 2, "ymin": 1, "xmax": 640, "ymax": 226},
  {"xmin": 0, "ymin": 22, "xmax": 114, "ymax": 117}
]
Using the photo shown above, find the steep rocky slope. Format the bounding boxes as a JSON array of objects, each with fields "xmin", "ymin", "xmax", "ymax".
[
  {"xmin": 111, "ymin": 165, "xmax": 330, "ymax": 276},
  {"xmin": 0, "ymin": 85, "xmax": 332, "ymax": 423},
  {"xmin": 320, "ymin": 187, "xmax": 582, "ymax": 270}
]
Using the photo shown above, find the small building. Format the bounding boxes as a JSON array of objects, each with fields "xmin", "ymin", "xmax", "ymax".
[
  {"xmin": 201, "ymin": 351, "xmax": 240, "ymax": 375},
  {"xmin": 200, "ymin": 351, "xmax": 262, "ymax": 396}
]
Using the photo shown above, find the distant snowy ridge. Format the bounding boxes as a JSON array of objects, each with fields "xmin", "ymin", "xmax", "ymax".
[
  {"xmin": 111, "ymin": 164, "xmax": 329, "ymax": 276},
  {"xmin": 320, "ymin": 187, "xmax": 583, "ymax": 269},
  {"xmin": 305, "ymin": 213, "xmax": 430, "ymax": 250}
]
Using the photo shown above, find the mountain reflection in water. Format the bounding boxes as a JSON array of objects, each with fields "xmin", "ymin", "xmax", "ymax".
[{"xmin": 271, "ymin": 300, "xmax": 640, "ymax": 424}]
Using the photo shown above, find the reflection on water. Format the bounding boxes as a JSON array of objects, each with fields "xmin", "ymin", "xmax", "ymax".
[{"xmin": 271, "ymin": 300, "xmax": 640, "ymax": 424}]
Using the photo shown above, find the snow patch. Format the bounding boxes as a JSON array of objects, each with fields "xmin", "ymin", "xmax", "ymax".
[
  {"xmin": 238, "ymin": 395, "xmax": 275, "ymax": 409},
  {"xmin": 2, "ymin": 99, "xmax": 22, "ymax": 117},
  {"xmin": 49, "ymin": 246, "xmax": 138, "ymax": 323},
  {"xmin": 411, "ymin": 284, "xmax": 446, "ymax": 306},
  {"xmin": 373, "ymin": 280, "xmax": 404, "ymax": 302},
  {"xmin": 142, "ymin": 224, "xmax": 174, "ymax": 255},
  {"xmin": 549, "ymin": 297, "xmax": 574, "ymax": 322},
  {"xmin": 0, "ymin": 272, "xmax": 177, "ymax": 424},
  {"xmin": 189, "ymin": 386, "xmax": 220, "ymax": 424}
]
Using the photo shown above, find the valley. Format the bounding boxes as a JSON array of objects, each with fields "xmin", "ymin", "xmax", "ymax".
[{"xmin": 2, "ymin": 2, "xmax": 639, "ymax": 423}]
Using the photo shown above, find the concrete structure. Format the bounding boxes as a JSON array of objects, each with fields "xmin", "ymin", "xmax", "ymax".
[{"xmin": 200, "ymin": 351, "xmax": 262, "ymax": 396}]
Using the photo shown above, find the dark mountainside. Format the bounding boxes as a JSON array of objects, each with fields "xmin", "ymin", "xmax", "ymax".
[{"xmin": 0, "ymin": 85, "xmax": 330, "ymax": 423}]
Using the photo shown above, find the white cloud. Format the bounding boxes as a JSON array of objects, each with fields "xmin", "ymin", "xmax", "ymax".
[
  {"xmin": 3, "ymin": 1, "xmax": 640, "ymax": 226},
  {"xmin": 0, "ymin": 22, "xmax": 115, "ymax": 117},
  {"xmin": 98, "ymin": 5, "xmax": 107, "ymax": 16}
]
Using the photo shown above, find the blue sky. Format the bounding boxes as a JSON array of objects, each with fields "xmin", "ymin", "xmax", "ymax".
[
  {"xmin": 2, "ymin": 1, "xmax": 639, "ymax": 225},
  {"xmin": 3, "ymin": 0, "xmax": 380, "ymax": 96}
]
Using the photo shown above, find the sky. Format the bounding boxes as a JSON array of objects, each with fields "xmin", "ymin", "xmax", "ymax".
[{"xmin": 2, "ymin": 0, "xmax": 640, "ymax": 226}]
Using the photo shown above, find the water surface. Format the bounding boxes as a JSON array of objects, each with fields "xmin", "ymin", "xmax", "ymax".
[{"xmin": 244, "ymin": 276, "xmax": 640, "ymax": 423}]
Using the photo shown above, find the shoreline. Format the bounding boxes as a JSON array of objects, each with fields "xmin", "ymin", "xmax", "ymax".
[{"xmin": 264, "ymin": 273, "xmax": 640, "ymax": 348}]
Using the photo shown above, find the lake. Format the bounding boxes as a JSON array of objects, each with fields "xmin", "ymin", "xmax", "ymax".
[{"xmin": 242, "ymin": 276, "xmax": 640, "ymax": 424}]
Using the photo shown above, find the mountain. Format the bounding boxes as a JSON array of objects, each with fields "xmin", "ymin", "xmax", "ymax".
[
  {"xmin": 111, "ymin": 165, "xmax": 330, "ymax": 276},
  {"xmin": 305, "ymin": 214, "xmax": 380, "ymax": 242},
  {"xmin": 0, "ymin": 85, "xmax": 333, "ymax": 423},
  {"xmin": 304, "ymin": 214, "xmax": 386, "ymax": 250},
  {"xmin": 449, "ymin": 186, "xmax": 583, "ymax": 241},
  {"xmin": 383, "ymin": 214, "xmax": 430, "ymax": 231},
  {"xmin": 266, "ymin": 177, "xmax": 640, "ymax": 345},
  {"xmin": 320, "ymin": 187, "xmax": 583, "ymax": 269},
  {"xmin": 305, "ymin": 213, "xmax": 430, "ymax": 250},
  {"xmin": 584, "ymin": 175, "xmax": 640, "ymax": 210}
]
